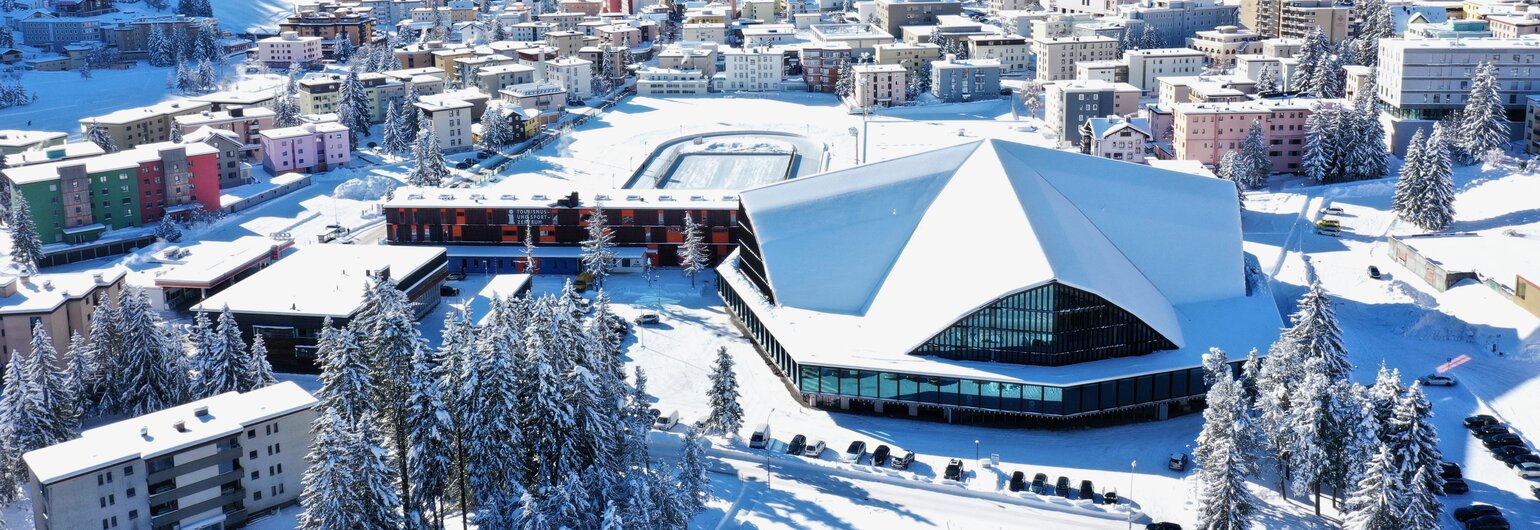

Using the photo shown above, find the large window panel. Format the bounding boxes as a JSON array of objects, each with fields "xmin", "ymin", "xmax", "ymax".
[
  {"xmin": 919, "ymin": 377, "xmax": 939, "ymax": 404},
  {"xmin": 800, "ymin": 365, "xmax": 819, "ymax": 394},
  {"xmin": 960, "ymin": 379, "xmax": 980, "ymax": 408},
  {"xmin": 820, "ymin": 367, "xmax": 839, "ymax": 394},
  {"xmin": 1171, "ymin": 369, "xmax": 1190, "ymax": 397},
  {"xmin": 899, "ymin": 375, "xmax": 919, "ymax": 402},
  {"xmin": 1078, "ymin": 384, "xmax": 1099, "ymax": 412},
  {"xmin": 840, "ymin": 369, "xmax": 859, "ymax": 396},
  {"xmin": 858, "ymin": 371, "xmax": 878, "ymax": 398},
  {"xmin": 1001, "ymin": 383, "xmax": 1022, "ymax": 411},
  {"xmin": 1136, "ymin": 376, "xmax": 1154, "ymax": 404},
  {"xmin": 980, "ymin": 381, "xmax": 1001, "ymax": 409},
  {"xmin": 1118, "ymin": 379, "xmax": 1135, "ymax": 407},
  {"xmin": 1043, "ymin": 387, "xmax": 1063, "ymax": 415},
  {"xmin": 938, "ymin": 378, "xmax": 960, "ymax": 406},
  {"xmin": 879, "ymin": 372, "xmax": 900, "ymax": 399},
  {"xmin": 1153, "ymin": 373, "xmax": 1171, "ymax": 401}
]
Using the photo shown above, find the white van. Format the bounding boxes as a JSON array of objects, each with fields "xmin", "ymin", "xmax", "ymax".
[
  {"xmin": 749, "ymin": 424, "xmax": 772, "ymax": 449},
  {"xmin": 653, "ymin": 410, "xmax": 679, "ymax": 430}
]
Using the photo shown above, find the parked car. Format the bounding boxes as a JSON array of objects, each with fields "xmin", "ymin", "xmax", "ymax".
[
  {"xmin": 840, "ymin": 441, "xmax": 867, "ymax": 463},
  {"xmin": 749, "ymin": 424, "xmax": 771, "ymax": 449},
  {"xmin": 892, "ymin": 451, "xmax": 916, "ymax": 470},
  {"xmin": 803, "ymin": 439, "xmax": 826, "ymax": 458},
  {"xmin": 1103, "ymin": 490, "xmax": 1119, "ymax": 504},
  {"xmin": 1483, "ymin": 434, "xmax": 1526, "ymax": 448},
  {"xmin": 1492, "ymin": 445, "xmax": 1531, "ymax": 459},
  {"xmin": 1473, "ymin": 424, "xmax": 1512, "ymax": 438},
  {"xmin": 1168, "ymin": 453, "xmax": 1189, "ymax": 472},
  {"xmin": 476, "ymin": 150, "xmax": 493, "ymax": 159},
  {"xmin": 1453, "ymin": 505, "xmax": 1500, "ymax": 523},
  {"xmin": 1009, "ymin": 471, "xmax": 1026, "ymax": 492},
  {"xmin": 1440, "ymin": 462, "xmax": 1464, "ymax": 479},
  {"xmin": 944, "ymin": 459, "xmax": 964, "ymax": 481},
  {"xmin": 652, "ymin": 409, "xmax": 679, "ymax": 430},
  {"xmin": 1444, "ymin": 478, "xmax": 1470, "ymax": 494},
  {"xmin": 1054, "ymin": 476, "xmax": 1071, "ymax": 497},
  {"xmin": 1419, "ymin": 374, "xmax": 1457, "ymax": 386},
  {"xmin": 1502, "ymin": 453, "xmax": 1540, "ymax": 468},
  {"xmin": 1516, "ymin": 462, "xmax": 1540, "ymax": 478},
  {"xmin": 872, "ymin": 445, "xmax": 891, "ymax": 467},
  {"xmin": 439, "ymin": 285, "xmax": 460, "ymax": 296},
  {"xmin": 1145, "ymin": 523, "xmax": 1183, "ymax": 530},
  {"xmin": 1367, "ymin": 265, "xmax": 1381, "ymax": 279},
  {"xmin": 634, "ymin": 312, "xmax": 661, "ymax": 325},
  {"xmin": 787, "ymin": 434, "xmax": 806, "ymax": 455},
  {"xmin": 1465, "ymin": 515, "xmax": 1510, "ymax": 530},
  {"xmin": 446, "ymin": 272, "xmax": 467, "ymax": 281},
  {"xmin": 1320, "ymin": 207, "xmax": 1344, "ymax": 215},
  {"xmin": 1316, "ymin": 228, "xmax": 1341, "ymax": 237},
  {"xmin": 1079, "ymin": 480, "xmax": 1095, "ymax": 500},
  {"xmin": 1466, "ymin": 415, "xmax": 1501, "ymax": 429},
  {"xmin": 1031, "ymin": 473, "xmax": 1048, "ymax": 494},
  {"xmin": 1315, "ymin": 219, "xmax": 1340, "ymax": 229}
]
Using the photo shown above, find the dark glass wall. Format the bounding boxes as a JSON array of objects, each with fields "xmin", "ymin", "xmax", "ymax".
[{"xmin": 912, "ymin": 282, "xmax": 1176, "ymax": 366}]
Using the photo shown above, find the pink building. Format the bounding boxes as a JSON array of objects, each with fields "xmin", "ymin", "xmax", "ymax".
[
  {"xmin": 1169, "ymin": 98, "xmax": 1326, "ymax": 174},
  {"xmin": 257, "ymin": 120, "xmax": 351, "ymax": 174}
]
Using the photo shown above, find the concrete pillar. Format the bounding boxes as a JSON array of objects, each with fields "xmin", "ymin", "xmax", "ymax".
[
  {"xmin": 839, "ymin": 397, "xmax": 850, "ymax": 410},
  {"xmin": 944, "ymin": 408, "xmax": 953, "ymax": 423},
  {"xmin": 908, "ymin": 404, "xmax": 918, "ymax": 416},
  {"xmin": 874, "ymin": 401, "xmax": 885, "ymax": 413},
  {"xmin": 1158, "ymin": 402, "xmax": 1170, "ymax": 420}
]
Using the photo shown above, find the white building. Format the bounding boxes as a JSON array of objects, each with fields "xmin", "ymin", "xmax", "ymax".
[
  {"xmin": 1123, "ymin": 48, "xmax": 1208, "ymax": 94},
  {"xmin": 850, "ymin": 64, "xmax": 908, "ymax": 108},
  {"xmin": 1082, "ymin": 115, "xmax": 1152, "ymax": 162},
  {"xmin": 24, "ymin": 383, "xmax": 317, "ymax": 530},
  {"xmin": 415, "ymin": 97, "xmax": 474, "ymax": 153},
  {"xmin": 742, "ymin": 24, "xmax": 799, "ymax": 47},
  {"xmin": 1044, "ymin": 79, "xmax": 1141, "ymax": 147},
  {"xmin": 966, "ymin": 35, "xmax": 1031, "ymax": 72},
  {"xmin": 257, "ymin": 32, "xmax": 323, "ymax": 68},
  {"xmin": 545, "ymin": 57, "xmax": 595, "ymax": 100},
  {"xmin": 1118, "ymin": 0, "xmax": 1238, "ymax": 49},
  {"xmin": 637, "ymin": 67, "xmax": 711, "ymax": 94},
  {"xmin": 1187, "ymin": 25, "xmax": 1262, "ymax": 65},
  {"xmin": 1376, "ymin": 37, "xmax": 1540, "ymax": 154},
  {"xmin": 1047, "ymin": 0, "xmax": 1129, "ymax": 16},
  {"xmin": 1032, "ymin": 35, "xmax": 1119, "ymax": 81},
  {"xmin": 721, "ymin": 47, "xmax": 783, "ymax": 91}
]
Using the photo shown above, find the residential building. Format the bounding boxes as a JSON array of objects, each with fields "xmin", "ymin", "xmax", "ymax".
[
  {"xmin": 873, "ymin": 0, "xmax": 964, "ymax": 37},
  {"xmin": 509, "ymin": 21, "xmax": 554, "ymax": 41},
  {"xmin": 1527, "ymin": 95, "xmax": 1540, "ymax": 154},
  {"xmin": 743, "ymin": 24, "xmax": 800, "ymax": 47},
  {"xmin": 545, "ymin": 30, "xmax": 585, "ymax": 58},
  {"xmin": 545, "ymin": 57, "xmax": 595, "ymax": 100},
  {"xmin": 721, "ymin": 47, "xmax": 784, "ymax": 91},
  {"xmin": 801, "ymin": 43, "xmax": 853, "ymax": 93},
  {"xmin": 3, "ymin": 142, "xmax": 106, "ymax": 168},
  {"xmin": 1124, "ymin": 47, "xmax": 1208, "ymax": 94},
  {"xmin": 174, "ymin": 107, "xmax": 277, "ymax": 159},
  {"xmin": 499, "ymin": 83, "xmax": 568, "ymax": 124},
  {"xmin": 193, "ymin": 246, "xmax": 446, "ymax": 370},
  {"xmin": 258, "ymin": 120, "xmax": 351, "ymax": 174},
  {"xmin": 1277, "ymin": 0, "xmax": 1351, "ymax": 41},
  {"xmin": 257, "ymin": 32, "xmax": 325, "ymax": 68},
  {"xmin": 415, "ymin": 98, "xmax": 474, "ymax": 153},
  {"xmin": 1170, "ymin": 97, "xmax": 1320, "ymax": 172},
  {"xmin": 0, "ymin": 268, "xmax": 124, "ymax": 363},
  {"xmin": 850, "ymin": 64, "xmax": 908, "ymax": 108},
  {"xmin": 24, "ymin": 382, "xmax": 317, "ymax": 530},
  {"xmin": 1081, "ymin": 115, "xmax": 1153, "ymax": 162},
  {"xmin": 97, "ymin": 16, "xmax": 217, "ymax": 62},
  {"xmin": 1047, "ymin": 0, "xmax": 1128, "ymax": 16},
  {"xmin": 637, "ymin": 67, "xmax": 712, "ymax": 94},
  {"xmin": 296, "ymin": 73, "xmax": 406, "ymax": 124},
  {"xmin": 741, "ymin": 0, "xmax": 778, "ymax": 20},
  {"xmin": 683, "ymin": 23, "xmax": 729, "ymax": 43},
  {"xmin": 718, "ymin": 140, "xmax": 1282, "ymax": 423},
  {"xmin": 53, "ymin": 0, "xmax": 114, "ymax": 16},
  {"xmin": 658, "ymin": 42, "xmax": 720, "ymax": 76},
  {"xmin": 16, "ymin": 13, "xmax": 100, "ymax": 52},
  {"xmin": 453, "ymin": 54, "xmax": 516, "ymax": 85},
  {"xmin": 1045, "ymin": 80, "xmax": 1141, "ymax": 147},
  {"xmin": 598, "ymin": 24, "xmax": 643, "ymax": 48},
  {"xmin": 1118, "ymin": 0, "xmax": 1238, "ymax": 49},
  {"xmin": 183, "ymin": 128, "xmax": 250, "ymax": 191},
  {"xmin": 989, "ymin": 0, "xmax": 1037, "ymax": 14},
  {"xmin": 1032, "ymin": 35, "xmax": 1118, "ymax": 81},
  {"xmin": 191, "ymin": 91, "xmax": 278, "ymax": 112},
  {"xmin": 931, "ymin": 57, "xmax": 1003, "ymax": 101},
  {"xmin": 475, "ymin": 63, "xmax": 538, "ymax": 95},
  {"xmin": 1187, "ymin": 25, "xmax": 1262, "ymax": 65},
  {"xmin": 1488, "ymin": 11, "xmax": 1540, "ymax": 39},
  {"xmin": 0, "ymin": 131, "xmax": 67, "ymax": 155},
  {"xmin": 1375, "ymin": 37, "xmax": 1539, "ymax": 154},
  {"xmin": 538, "ymin": 12, "xmax": 585, "ymax": 32},
  {"xmin": 1157, "ymin": 74, "xmax": 1256, "ymax": 107},
  {"xmin": 874, "ymin": 42, "xmax": 943, "ymax": 78},
  {"xmin": 967, "ymin": 35, "xmax": 1031, "ymax": 72},
  {"xmin": 278, "ymin": 9, "xmax": 375, "ymax": 53},
  {"xmin": 79, "ymin": 101, "xmax": 214, "ymax": 152},
  {"xmin": 472, "ymin": 103, "xmax": 540, "ymax": 146},
  {"xmin": 998, "ymin": 9, "xmax": 1052, "ymax": 39},
  {"xmin": 1075, "ymin": 59, "xmax": 1127, "ymax": 83},
  {"xmin": 1235, "ymin": 54, "xmax": 1299, "ymax": 91},
  {"xmin": 810, "ymin": 24, "xmax": 895, "ymax": 56}
]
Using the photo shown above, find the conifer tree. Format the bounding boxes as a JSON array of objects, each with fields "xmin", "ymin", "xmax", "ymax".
[
  {"xmin": 1344, "ymin": 443, "xmax": 1402, "ymax": 530},
  {"xmin": 381, "ymin": 102, "xmax": 404, "ymax": 157},
  {"xmin": 1194, "ymin": 348, "xmax": 1256, "ymax": 530},
  {"xmin": 189, "ymin": 310, "xmax": 242, "ymax": 398},
  {"xmin": 704, "ymin": 346, "xmax": 743, "ymax": 437},
  {"xmin": 404, "ymin": 342, "xmax": 451, "ymax": 530},
  {"xmin": 1366, "ymin": 363, "xmax": 1403, "ymax": 442},
  {"xmin": 581, "ymin": 207, "xmax": 616, "ymax": 287},
  {"xmin": 677, "ymin": 427, "xmax": 709, "ymax": 513},
  {"xmin": 0, "ymin": 354, "xmax": 35, "ymax": 504},
  {"xmin": 1388, "ymin": 383, "xmax": 1443, "ymax": 497},
  {"xmin": 1302, "ymin": 103, "xmax": 1339, "ymax": 183},
  {"xmin": 1350, "ymin": 82, "xmax": 1390, "ymax": 181},
  {"xmin": 1400, "ymin": 465, "xmax": 1440, "ymax": 530},
  {"xmin": 480, "ymin": 105, "xmax": 515, "ymax": 150},
  {"xmin": 338, "ymin": 69, "xmax": 372, "ymax": 148},
  {"xmin": 112, "ymin": 289, "xmax": 188, "ymax": 415},
  {"xmin": 1458, "ymin": 61, "xmax": 1509, "ymax": 162},
  {"xmin": 523, "ymin": 225, "xmax": 540, "ymax": 274},
  {"xmin": 25, "ymin": 322, "xmax": 74, "ymax": 447},
  {"xmin": 243, "ymin": 333, "xmax": 278, "ymax": 391},
  {"xmin": 678, "ymin": 212, "xmax": 709, "ymax": 286},
  {"xmin": 87, "ymin": 121, "xmax": 117, "ymax": 153},
  {"xmin": 409, "ymin": 124, "xmax": 448, "ymax": 187},
  {"xmin": 298, "ymin": 410, "xmax": 359, "ymax": 530},
  {"xmin": 85, "ymin": 297, "xmax": 122, "ymax": 414},
  {"xmin": 274, "ymin": 92, "xmax": 302, "ymax": 128},
  {"xmin": 1238, "ymin": 120, "xmax": 1271, "ymax": 189},
  {"xmin": 1392, "ymin": 128, "xmax": 1428, "ymax": 219},
  {"xmin": 63, "ymin": 331, "xmax": 93, "ymax": 424},
  {"xmin": 1256, "ymin": 66, "xmax": 1277, "ymax": 93},
  {"xmin": 1293, "ymin": 27, "xmax": 1328, "ymax": 95},
  {"xmin": 1280, "ymin": 280, "xmax": 1351, "ymax": 382},
  {"xmin": 353, "ymin": 412, "xmax": 404, "ymax": 529},
  {"xmin": 316, "ymin": 318, "xmax": 376, "ymax": 425},
  {"xmin": 1414, "ymin": 123, "xmax": 1456, "ymax": 231},
  {"xmin": 7, "ymin": 192, "xmax": 44, "ymax": 274}
]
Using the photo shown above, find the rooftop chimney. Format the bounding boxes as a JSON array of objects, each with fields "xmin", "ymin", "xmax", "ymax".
[
  {"xmin": 173, "ymin": 420, "xmax": 188, "ymax": 433},
  {"xmin": 194, "ymin": 406, "xmax": 210, "ymax": 418}
]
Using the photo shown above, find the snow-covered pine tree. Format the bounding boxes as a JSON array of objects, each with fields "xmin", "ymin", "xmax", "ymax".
[
  {"xmin": 601, "ymin": 502, "xmax": 624, "ymax": 530},
  {"xmin": 1286, "ymin": 358, "xmax": 1336, "ymax": 514},
  {"xmin": 678, "ymin": 212, "xmax": 709, "ymax": 286},
  {"xmin": 404, "ymin": 343, "xmax": 452, "ymax": 530},
  {"xmin": 352, "ymin": 412, "xmax": 405, "ymax": 529},
  {"xmin": 338, "ymin": 69, "xmax": 372, "ymax": 148},
  {"xmin": 1387, "ymin": 382, "xmax": 1443, "ymax": 497},
  {"xmin": 1255, "ymin": 340, "xmax": 1299, "ymax": 495},
  {"xmin": 354, "ymin": 278, "xmax": 425, "ymax": 513},
  {"xmin": 112, "ymin": 289, "xmax": 188, "ymax": 415},
  {"xmin": 834, "ymin": 61, "xmax": 854, "ymax": 98},
  {"xmin": 274, "ymin": 92, "xmax": 302, "ymax": 128},
  {"xmin": 409, "ymin": 124, "xmax": 447, "ymax": 187},
  {"xmin": 471, "ymin": 485, "xmax": 524, "ymax": 530},
  {"xmin": 549, "ymin": 471, "xmax": 597, "ymax": 529},
  {"xmin": 1343, "ymin": 443, "xmax": 1403, "ymax": 530},
  {"xmin": 1337, "ymin": 384, "xmax": 1382, "ymax": 500},
  {"xmin": 1355, "ymin": 0, "xmax": 1392, "ymax": 66},
  {"xmin": 1366, "ymin": 363, "xmax": 1403, "ymax": 443},
  {"xmin": 63, "ymin": 331, "xmax": 93, "ymax": 424},
  {"xmin": 214, "ymin": 308, "xmax": 255, "ymax": 390},
  {"xmin": 520, "ymin": 315, "xmax": 578, "ymax": 489},
  {"xmin": 1139, "ymin": 21, "xmax": 1162, "ymax": 50},
  {"xmin": 1392, "ymin": 128, "xmax": 1428, "ymax": 219},
  {"xmin": 1216, "ymin": 150, "xmax": 1240, "ymax": 184},
  {"xmin": 403, "ymin": 85, "xmax": 422, "ymax": 135},
  {"xmin": 581, "ymin": 207, "xmax": 616, "ymax": 287},
  {"xmin": 1239, "ymin": 348, "xmax": 1262, "ymax": 407},
  {"xmin": 243, "ymin": 333, "xmax": 278, "ymax": 392},
  {"xmin": 1301, "ymin": 103, "xmax": 1338, "ymax": 183},
  {"xmin": 1400, "ymin": 465, "xmax": 1440, "ymax": 530},
  {"xmin": 194, "ymin": 23, "xmax": 218, "ymax": 63},
  {"xmin": 0, "ymin": 353, "xmax": 34, "ymax": 504},
  {"xmin": 25, "ymin": 322, "xmax": 75, "ymax": 447},
  {"xmin": 298, "ymin": 410, "xmax": 359, "ymax": 530},
  {"xmin": 703, "ymin": 346, "xmax": 743, "ymax": 437},
  {"xmin": 1458, "ymin": 61, "xmax": 1509, "ymax": 163},
  {"xmin": 87, "ymin": 121, "xmax": 117, "ymax": 153},
  {"xmin": 677, "ymin": 426, "xmax": 709, "ymax": 513},
  {"xmin": 188, "ymin": 310, "xmax": 239, "ymax": 399},
  {"xmin": 1293, "ymin": 27, "xmax": 1327, "ymax": 95},
  {"xmin": 1411, "ymin": 122, "xmax": 1456, "ymax": 231},
  {"xmin": 480, "ymin": 105, "xmax": 514, "ymax": 150},
  {"xmin": 1350, "ymin": 82, "xmax": 1389, "ymax": 181},
  {"xmin": 7, "ymin": 192, "xmax": 44, "ymax": 274},
  {"xmin": 381, "ymin": 102, "xmax": 403, "ymax": 157},
  {"xmin": 1311, "ymin": 49, "xmax": 1344, "ymax": 99},
  {"xmin": 523, "ymin": 225, "xmax": 540, "ymax": 274},
  {"xmin": 334, "ymin": 39, "xmax": 356, "ymax": 65},
  {"xmin": 85, "ymin": 297, "xmax": 122, "ymax": 415},
  {"xmin": 1239, "ymin": 120, "xmax": 1270, "ymax": 189},
  {"xmin": 316, "ymin": 318, "xmax": 377, "ymax": 424},
  {"xmin": 1256, "ymin": 66, "xmax": 1277, "ymax": 93},
  {"xmin": 463, "ymin": 314, "xmax": 528, "ymax": 518},
  {"xmin": 154, "ymin": 213, "xmax": 183, "ymax": 243},
  {"xmin": 1194, "ymin": 348, "xmax": 1256, "ymax": 530},
  {"xmin": 169, "ymin": 125, "xmax": 183, "ymax": 143},
  {"xmin": 1279, "ymin": 280, "xmax": 1351, "ymax": 381},
  {"xmin": 148, "ymin": 25, "xmax": 174, "ymax": 67}
]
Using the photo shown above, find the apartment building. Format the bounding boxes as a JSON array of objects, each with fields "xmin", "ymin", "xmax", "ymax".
[
  {"xmin": 658, "ymin": 42, "xmax": 720, "ymax": 76},
  {"xmin": 599, "ymin": 24, "xmax": 643, "ymax": 48},
  {"xmin": 174, "ymin": 107, "xmax": 277, "ymax": 159},
  {"xmin": 258, "ymin": 120, "xmax": 351, "ymax": 174},
  {"xmin": 1048, "ymin": 0, "xmax": 1127, "ymax": 16},
  {"xmin": 1188, "ymin": 25, "xmax": 1262, "ymax": 65},
  {"xmin": 810, "ymin": 24, "xmax": 895, "ymax": 56},
  {"xmin": 743, "ymin": 24, "xmax": 800, "ymax": 47},
  {"xmin": 1044, "ymin": 80, "xmax": 1141, "ymax": 147},
  {"xmin": 873, "ymin": 0, "xmax": 964, "ymax": 37},
  {"xmin": 1486, "ymin": 11, "xmax": 1540, "ymax": 39},
  {"xmin": 415, "ymin": 98, "xmax": 474, "ymax": 153},
  {"xmin": 967, "ymin": 35, "xmax": 1031, "ymax": 72},
  {"xmin": 874, "ymin": 42, "xmax": 943, "ymax": 78},
  {"xmin": 545, "ymin": 30, "xmax": 585, "ymax": 58},
  {"xmin": 279, "ymin": 9, "xmax": 374, "ymax": 52},
  {"xmin": 1033, "ymin": 35, "xmax": 1119, "ymax": 81},
  {"xmin": 850, "ymin": 64, "xmax": 909, "ymax": 108},
  {"xmin": 1375, "ymin": 37, "xmax": 1539, "ymax": 153},
  {"xmin": 545, "ymin": 57, "xmax": 595, "ymax": 100},
  {"xmin": 989, "ymin": 0, "xmax": 1037, "ymax": 14},
  {"xmin": 24, "ymin": 383, "xmax": 316, "ymax": 530},
  {"xmin": 1124, "ymin": 47, "xmax": 1209, "ymax": 94},
  {"xmin": 0, "ymin": 131, "xmax": 67, "ymax": 155},
  {"xmin": 475, "ymin": 63, "xmax": 538, "ymax": 95},
  {"xmin": 741, "ymin": 0, "xmax": 778, "ymax": 20},
  {"xmin": 1081, "ymin": 115, "xmax": 1153, "ymax": 162},
  {"xmin": 931, "ymin": 57, "xmax": 1003, "ymax": 101},
  {"xmin": 1171, "ymin": 97, "xmax": 1320, "ymax": 172},
  {"xmin": 539, "ymin": 12, "xmax": 585, "ymax": 32},
  {"xmin": 79, "ymin": 101, "xmax": 214, "ymax": 152},
  {"xmin": 801, "ymin": 43, "xmax": 852, "ymax": 93},
  {"xmin": 0, "ymin": 268, "xmax": 124, "ymax": 363},
  {"xmin": 257, "ymin": 32, "xmax": 325, "ymax": 68},
  {"xmin": 16, "ymin": 13, "xmax": 100, "ymax": 52},
  {"xmin": 721, "ymin": 47, "xmax": 783, "ymax": 91},
  {"xmin": 1118, "ymin": 0, "xmax": 1238, "ymax": 50},
  {"xmin": 1158, "ymin": 74, "xmax": 1256, "ymax": 107},
  {"xmin": 637, "ymin": 68, "xmax": 712, "ymax": 94},
  {"xmin": 297, "ymin": 73, "xmax": 406, "ymax": 124},
  {"xmin": 1076, "ymin": 59, "xmax": 1127, "ymax": 82},
  {"xmin": 500, "ymin": 83, "xmax": 568, "ymax": 124},
  {"xmin": 1278, "ymin": 0, "xmax": 1351, "ymax": 41},
  {"xmin": 98, "ymin": 16, "xmax": 216, "ymax": 62}
]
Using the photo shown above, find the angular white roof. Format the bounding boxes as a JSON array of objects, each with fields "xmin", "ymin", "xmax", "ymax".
[{"xmin": 739, "ymin": 140, "xmax": 1251, "ymax": 352}]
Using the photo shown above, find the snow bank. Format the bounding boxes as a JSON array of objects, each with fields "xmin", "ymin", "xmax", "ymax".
[{"xmin": 333, "ymin": 173, "xmax": 397, "ymax": 201}]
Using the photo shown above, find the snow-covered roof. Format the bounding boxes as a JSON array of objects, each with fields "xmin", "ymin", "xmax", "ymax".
[
  {"xmin": 1087, "ymin": 116, "xmax": 1151, "ymax": 139},
  {"xmin": 384, "ymin": 186, "xmax": 738, "ymax": 210},
  {"xmin": 1394, "ymin": 233, "xmax": 1540, "ymax": 287},
  {"xmin": 23, "ymin": 382, "xmax": 317, "ymax": 486},
  {"xmin": 0, "ymin": 268, "xmax": 124, "ymax": 315},
  {"xmin": 0, "ymin": 130, "xmax": 66, "ymax": 149},
  {"xmin": 4, "ymin": 141, "xmax": 105, "ymax": 167},
  {"xmin": 81, "ymin": 100, "xmax": 211, "ymax": 126},
  {"xmin": 192, "ymin": 245, "xmax": 446, "ymax": 319},
  {"xmin": 151, "ymin": 237, "xmax": 293, "ymax": 289},
  {"xmin": 3, "ymin": 142, "xmax": 218, "ymax": 185},
  {"xmin": 729, "ymin": 140, "xmax": 1279, "ymax": 382}
]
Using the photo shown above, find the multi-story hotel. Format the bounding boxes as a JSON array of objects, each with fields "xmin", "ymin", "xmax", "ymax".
[
  {"xmin": 1170, "ymin": 97, "xmax": 1322, "ymax": 172},
  {"xmin": 1375, "ymin": 37, "xmax": 1540, "ymax": 154}
]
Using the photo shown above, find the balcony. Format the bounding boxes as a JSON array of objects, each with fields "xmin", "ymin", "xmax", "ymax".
[
  {"xmin": 150, "ymin": 488, "xmax": 246, "ymax": 529},
  {"xmin": 147, "ymin": 468, "xmax": 243, "ymax": 506}
]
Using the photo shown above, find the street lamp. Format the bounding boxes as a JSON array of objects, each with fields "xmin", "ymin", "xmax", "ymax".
[
  {"xmin": 1128, "ymin": 460, "xmax": 1137, "ymax": 530},
  {"xmin": 974, "ymin": 439, "xmax": 980, "ymax": 463}
]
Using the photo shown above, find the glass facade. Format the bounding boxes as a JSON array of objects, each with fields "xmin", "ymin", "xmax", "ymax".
[{"xmin": 912, "ymin": 282, "xmax": 1176, "ymax": 366}]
